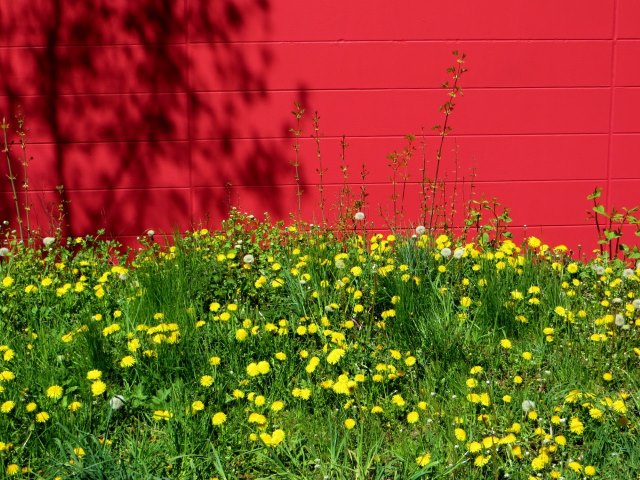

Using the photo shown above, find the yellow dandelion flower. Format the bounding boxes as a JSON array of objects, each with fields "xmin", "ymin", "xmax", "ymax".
[
  {"xmin": 569, "ymin": 417, "xmax": 584, "ymax": 435},
  {"xmin": 91, "ymin": 380, "xmax": 107, "ymax": 396},
  {"xmin": 246, "ymin": 362, "xmax": 260, "ymax": 376},
  {"xmin": 248, "ymin": 412, "xmax": 267, "ymax": 425},
  {"xmin": 344, "ymin": 418, "xmax": 356, "ymax": 430},
  {"xmin": 407, "ymin": 411, "xmax": 419, "ymax": 423},
  {"xmin": 191, "ymin": 401, "xmax": 205, "ymax": 414},
  {"xmin": 232, "ymin": 389, "xmax": 244, "ymax": 399},
  {"xmin": 46, "ymin": 385, "xmax": 63, "ymax": 399},
  {"xmin": 292, "ymin": 387, "xmax": 311, "ymax": 400},
  {"xmin": 531, "ymin": 452, "xmax": 549, "ymax": 470},
  {"xmin": 467, "ymin": 441, "xmax": 482, "ymax": 453},
  {"xmin": 1, "ymin": 400, "xmax": 15, "ymax": 413},
  {"xmin": 500, "ymin": 338, "xmax": 512, "ymax": 349},
  {"xmin": 120, "ymin": 356, "xmax": 136, "ymax": 368},
  {"xmin": 153, "ymin": 410, "xmax": 172, "ymax": 421},
  {"xmin": 200, "ymin": 375, "xmax": 214, "ymax": 387},
  {"xmin": 499, "ymin": 433, "xmax": 516, "ymax": 445},
  {"xmin": 589, "ymin": 407, "xmax": 603, "ymax": 419},
  {"xmin": 612, "ymin": 399, "xmax": 627, "ymax": 414},
  {"xmin": 270, "ymin": 400, "xmax": 284, "ymax": 412},
  {"xmin": 68, "ymin": 401, "xmax": 82, "ymax": 412},
  {"xmin": 127, "ymin": 338, "xmax": 141, "ymax": 352},
  {"xmin": 211, "ymin": 411, "xmax": 226, "ymax": 425},
  {"xmin": 326, "ymin": 348, "xmax": 346, "ymax": 365},
  {"xmin": 527, "ymin": 236, "xmax": 541, "ymax": 248},
  {"xmin": 554, "ymin": 306, "xmax": 566, "ymax": 317},
  {"xmin": 6, "ymin": 464, "xmax": 19, "ymax": 476},
  {"xmin": 270, "ymin": 428, "xmax": 285, "ymax": 446},
  {"xmin": 36, "ymin": 411, "xmax": 50, "ymax": 423},
  {"xmin": 257, "ymin": 360, "xmax": 270, "ymax": 374},
  {"xmin": 482, "ymin": 436, "xmax": 499, "ymax": 449},
  {"xmin": 568, "ymin": 461, "xmax": 582, "ymax": 472},
  {"xmin": 415, "ymin": 452, "xmax": 431, "ymax": 467}
]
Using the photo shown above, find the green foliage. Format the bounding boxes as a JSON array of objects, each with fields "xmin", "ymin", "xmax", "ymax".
[
  {"xmin": 1, "ymin": 220, "xmax": 639, "ymax": 479},
  {"xmin": 588, "ymin": 187, "xmax": 640, "ymax": 261}
]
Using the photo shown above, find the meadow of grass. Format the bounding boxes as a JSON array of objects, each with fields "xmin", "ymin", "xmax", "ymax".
[{"xmin": 0, "ymin": 210, "xmax": 639, "ymax": 480}]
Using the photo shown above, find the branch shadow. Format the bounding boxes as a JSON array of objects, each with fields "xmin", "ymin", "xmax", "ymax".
[{"xmin": 0, "ymin": 0, "xmax": 301, "ymax": 242}]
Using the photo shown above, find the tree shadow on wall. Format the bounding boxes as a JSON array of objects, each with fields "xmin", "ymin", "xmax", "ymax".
[{"xmin": 0, "ymin": 0, "xmax": 299, "ymax": 240}]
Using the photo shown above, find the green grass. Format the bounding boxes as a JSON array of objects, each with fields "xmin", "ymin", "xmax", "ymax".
[{"xmin": 0, "ymin": 212, "xmax": 639, "ymax": 479}]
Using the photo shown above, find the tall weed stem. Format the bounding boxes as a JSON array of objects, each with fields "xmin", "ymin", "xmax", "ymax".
[{"xmin": 2, "ymin": 117, "xmax": 24, "ymax": 242}]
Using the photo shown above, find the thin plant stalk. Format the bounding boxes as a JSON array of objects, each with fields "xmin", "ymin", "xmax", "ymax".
[
  {"xmin": 289, "ymin": 102, "xmax": 305, "ymax": 221},
  {"xmin": 312, "ymin": 111, "xmax": 326, "ymax": 226},
  {"xmin": 427, "ymin": 52, "xmax": 467, "ymax": 232},
  {"xmin": 17, "ymin": 112, "xmax": 31, "ymax": 241},
  {"xmin": 2, "ymin": 117, "xmax": 24, "ymax": 242}
]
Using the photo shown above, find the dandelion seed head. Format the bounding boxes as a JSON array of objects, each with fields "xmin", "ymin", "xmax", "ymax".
[
  {"xmin": 109, "ymin": 395, "xmax": 126, "ymax": 410},
  {"xmin": 522, "ymin": 399, "xmax": 536, "ymax": 413}
]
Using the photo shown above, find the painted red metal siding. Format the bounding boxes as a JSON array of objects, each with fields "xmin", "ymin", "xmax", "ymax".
[{"xmin": 1, "ymin": 1, "xmax": 638, "ymax": 249}]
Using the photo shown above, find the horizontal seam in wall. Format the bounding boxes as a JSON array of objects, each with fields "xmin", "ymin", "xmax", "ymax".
[
  {"xmin": 7, "ymin": 133, "xmax": 621, "ymax": 147},
  {"xmin": 17, "ymin": 133, "xmax": 626, "ymax": 145},
  {"xmin": 5, "ymin": 178, "xmax": 613, "ymax": 193},
  {"xmin": 3, "ymin": 87, "xmax": 633, "ymax": 99},
  {"xmin": 0, "ymin": 38, "xmax": 625, "ymax": 49}
]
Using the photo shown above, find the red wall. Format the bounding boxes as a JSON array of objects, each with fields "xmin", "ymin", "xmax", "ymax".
[{"xmin": 1, "ymin": 1, "xmax": 639, "ymax": 250}]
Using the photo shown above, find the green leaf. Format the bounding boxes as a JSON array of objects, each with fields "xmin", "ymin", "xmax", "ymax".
[
  {"xmin": 587, "ymin": 187, "xmax": 602, "ymax": 200},
  {"xmin": 592, "ymin": 205, "xmax": 606, "ymax": 215}
]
